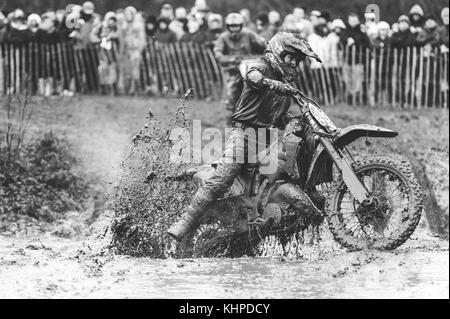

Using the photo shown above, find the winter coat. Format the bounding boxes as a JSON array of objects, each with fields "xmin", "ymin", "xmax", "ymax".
[{"xmin": 153, "ymin": 29, "xmax": 177, "ymax": 43}]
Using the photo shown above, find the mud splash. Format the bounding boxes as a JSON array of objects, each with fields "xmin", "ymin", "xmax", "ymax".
[{"xmin": 110, "ymin": 91, "xmax": 196, "ymax": 258}]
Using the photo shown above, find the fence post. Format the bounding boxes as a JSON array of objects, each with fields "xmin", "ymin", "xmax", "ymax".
[
  {"xmin": 416, "ymin": 46, "xmax": 424, "ymax": 109},
  {"xmin": 0, "ymin": 44, "xmax": 3, "ymax": 95}
]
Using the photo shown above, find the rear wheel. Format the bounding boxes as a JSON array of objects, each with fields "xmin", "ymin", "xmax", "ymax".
[{"xmin": 327, "ymin": 157, "xmax": 423, "ymax": 250}]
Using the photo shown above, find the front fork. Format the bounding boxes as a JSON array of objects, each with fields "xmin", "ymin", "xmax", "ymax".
[{"xmin": 319, "ymin": 137, "xmax": 372, "ymax": 205}]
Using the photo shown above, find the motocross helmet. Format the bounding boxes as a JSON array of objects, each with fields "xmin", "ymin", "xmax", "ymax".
[
  {"xmin": 265, "ymin": 31, "xmax": 322, "ymax": 82},
  {"xmin": 225, "ymin": 13, "xmax": 244, "ymax": 40}
]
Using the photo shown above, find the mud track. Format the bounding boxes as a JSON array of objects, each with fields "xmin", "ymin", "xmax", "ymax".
[{"xmin": 0, "ymin": 96, "xmax": 448, "ymax": 298}]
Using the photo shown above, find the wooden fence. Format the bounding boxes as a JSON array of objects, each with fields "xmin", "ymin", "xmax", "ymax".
[{"xmin": 0, "ymin": 39, "xmax": 448, "ymax": 108}]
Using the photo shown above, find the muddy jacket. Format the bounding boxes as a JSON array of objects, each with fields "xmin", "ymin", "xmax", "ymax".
[
  {"xmin": 232, "ymin": 59, "xmax": 291, "ymax": 128},
  {"xmin": 214, "ymin": 29, "xmax": 267, "ymax": 65}
]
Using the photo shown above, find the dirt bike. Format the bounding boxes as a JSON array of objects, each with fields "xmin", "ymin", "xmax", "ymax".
[{"xmin": 183, "ymin": 90, "xmax": 423, "ymax": 257}]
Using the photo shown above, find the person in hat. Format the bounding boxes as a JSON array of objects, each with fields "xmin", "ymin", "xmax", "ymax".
[
  {"xmin": 6, "ymin": 9, "xmax": 28, "ymax": 45},
  {"xmin": 371, "ymin": 21, "xmax": 391, "ymax": 48},
  {"xmin": 180, "ymin": 17, "xmax": 200, "ymax": 42},
  {"xmin": 408, "ymin": 4, "xmax": 425, "ymax": 31},
  {"xmin": 160, "ymin": 3, "xmax": 175, "ymax": 21},
  {"xmin": 327, "ymin": 19, "xmax": 346, "ymax": 66},
  {"xmin": 308, "ymin": 11, "xmax": 329, "ymax": 68},
  {"xmin": 343, "ymin": 12, "xmax": 370, "ymax": 48},
  {"xmin": 214, "ymin": 12, "xmax": 267, "ymax": 125},
  {"xmin": 417, "ymin": 16, "xmax": 441, "ymax": 46},
  {"xmin": 391, "ymin": 15, "xmax": 417, "ymax": 48},
  {"xmin": 154, "ymin": 16, "xmax": 177, "ymax": 43},
  {"xmin": 119, "ymin": 6, "xmax": 147, "ymax": 95},
  {"xmin": 167, "ymin": 31, "xmax": 323, "ymax": 244}
]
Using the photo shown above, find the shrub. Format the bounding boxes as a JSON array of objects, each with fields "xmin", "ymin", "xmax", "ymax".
[{"xmin": 0, "ymin": 95, "xmax": 90, "ymax": 222}]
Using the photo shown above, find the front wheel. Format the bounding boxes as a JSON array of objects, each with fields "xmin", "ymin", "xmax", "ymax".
[{"xmin": 327, "ymin": 157, "xmax": 423, "ymax": 250}]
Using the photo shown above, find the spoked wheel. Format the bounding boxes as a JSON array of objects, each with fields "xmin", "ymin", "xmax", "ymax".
[{"xmin": 327, "ymin": 157, "xmax": 423, "ymax": 250}]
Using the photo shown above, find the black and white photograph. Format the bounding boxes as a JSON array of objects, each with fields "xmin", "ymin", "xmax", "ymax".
[{"xmin": 0, "ymin": 0, "xmax": 448, "ymax": 302}]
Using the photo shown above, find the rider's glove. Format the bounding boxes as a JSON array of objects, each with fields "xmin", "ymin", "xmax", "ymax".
[{"xmin": 262, "ymin": 78, "xmax": 296, "ymax": 95}]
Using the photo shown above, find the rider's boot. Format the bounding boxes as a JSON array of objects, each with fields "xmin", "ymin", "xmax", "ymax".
[{"xmin": 167, "ymin": 192, "xmax": 213, "ymax": 242}]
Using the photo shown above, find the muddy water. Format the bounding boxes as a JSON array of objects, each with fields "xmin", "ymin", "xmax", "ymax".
[{"xmin": 0, "ymin": 236, "xmax": 448, "ymax": 299}]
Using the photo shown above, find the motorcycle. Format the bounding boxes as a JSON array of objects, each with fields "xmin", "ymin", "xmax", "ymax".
[{"xmin": 182, "ymin": 90, "xmax": 423, "ymax": 257}]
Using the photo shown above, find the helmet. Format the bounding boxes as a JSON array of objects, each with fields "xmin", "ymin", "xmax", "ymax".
[
  {"xmin": 265, "ymin": 31, "xmax": 322, "ymax": 82},
  {"xmin": 225, "ymin": 13, "xmax": 244, "ymax": 40},
  {"xmin": 225, "ymin": 13, "xmax": 244, "ymax": 26}
]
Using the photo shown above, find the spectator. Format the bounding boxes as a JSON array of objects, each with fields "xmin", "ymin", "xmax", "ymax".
[
  {"xmin": 417, "ymin": 16, "xmax": 441, "ymax": 47},
  {"xmin": 438, "ymin": 7, "xmax": 449, "ymax": 50},
  {"xmin": 145, "ymin": 15, "xmax": 158, "ymax": 38},
  {"xmin": 37, "ymin": 12, "xmax": 59, "ymax": 96},
  {"xmin": 100, "ymin": 11, "xmax": 119, "ymax": 49},
  {"xmin": 169, "ymin": 7, "xmax": 188, "ymax": 40},
  {"xmin": 371, "ymin": 21, "xmax": 391, "ymax": 48},
  {"xmin": 293, "ymin": 7, "xmax": 313, "ymax": 37},
  {"xmin": 308, "ymin": 12, "xmax": 329, "ymax": 68},
  {"xmin": 255, "ymin": 12, "xmax": 273, "ymax": 41},
  {"xmin": 98, "ymin": 11, "xmax": 119, "ymax": 94},
  {"xmin": 55, "ymin": 8, "xmax": 71, "ymax": 40},
  {"xmin": 7, "ymin": 9, "xmax": 28, "ymax": 45},
  {"xmin": 268, "ymin": 10, "xmax": 281, "ymax": 35},
  {"xmin": 391, "ymin": 15, "xmax": 417, "ymax": 48},
  {"xmin": 154, "ymin": 17, "xmax": 177, "ymax": 43},
  {"xmin": 72, "ymin": 1, "xmax": 99, "ymax": 48},
  {"xmin": 282, "ymin": 14, "xmax": 301, "ymax": 34},
  {"xmin": 191, "ymin": 0, "xmax": 210, "ymax": 21},
  {"xmin": 119, "ymin": 6, "xmax": 146, "ymax": 95},
  {"xmin": 344, "ymin": 13, "xmax": 370, "ymax": 47},
  {"xmin": 202, "ymin": 13, "xmax": 223, "ymax": 48},
  {"xmin": 191, "ymin": 17, "xmax": 210, "ymax": 44},
  {"xmin": 309, "ymin": 10, "xmax": 322, "ymax": 28},
  {"xmin": 327, "ymin": 18, "xmax": 346, "ymax": 61},
  {"xmin": 160, "ymin": 3, "xmax": 175, "ymax": 21},
  {"xmin": 408, "ymin": 4, "xmax": 425, "ymax": 31},
  {"xmin": 180, "ymin": 17, "xmax": 200, "ymax": 42},
  {"xmin": 24, "ymin": 13, "xmax": 42, "ymax": 42},
  {"xmin": 240, "ymin": 8, "xmax": 256, "ymax": 32},
  {"xmin": 364, "ymin": 11, "xmax": 379, "ymax": 42}
]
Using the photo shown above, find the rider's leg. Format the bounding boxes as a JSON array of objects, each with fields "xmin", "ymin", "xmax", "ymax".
[
  {"xmin": 167, "ymin": 130, "xmax": 247, "ymax": 242},
  {"xmin": 167, "ymin": 162, "xmax": 243, "ymax": 242}
]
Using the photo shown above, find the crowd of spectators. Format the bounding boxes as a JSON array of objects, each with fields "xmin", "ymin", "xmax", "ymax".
[{"xmin": 0, "ymin": 1, "xmax": 448, "ymax": 50}]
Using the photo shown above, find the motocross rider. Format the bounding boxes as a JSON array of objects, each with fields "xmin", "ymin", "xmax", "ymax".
[
  {"xmin": 214, "ymin": 13, "xmax": 267, "ymax": 125},
  {"xmin": 168, "ymin": 31, "xmax": 323, "ymax": 242}
]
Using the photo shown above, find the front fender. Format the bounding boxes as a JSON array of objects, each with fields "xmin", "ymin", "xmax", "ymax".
[
  {"xmin": 304, "ymin": 124, "xmax": 398, "ymax": 188},
  {"xmin": 333, "ymin": 124, "xmax": 398, "ymax": 148}
]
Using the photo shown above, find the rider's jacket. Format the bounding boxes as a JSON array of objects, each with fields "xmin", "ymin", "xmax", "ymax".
[
  {"xmin": 214, "ymin": 29, "xmax": 267, "ymax": 65},
  {"xmin": 232, "ymin": 59, "xmax": 291, "ymax": 128}
]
